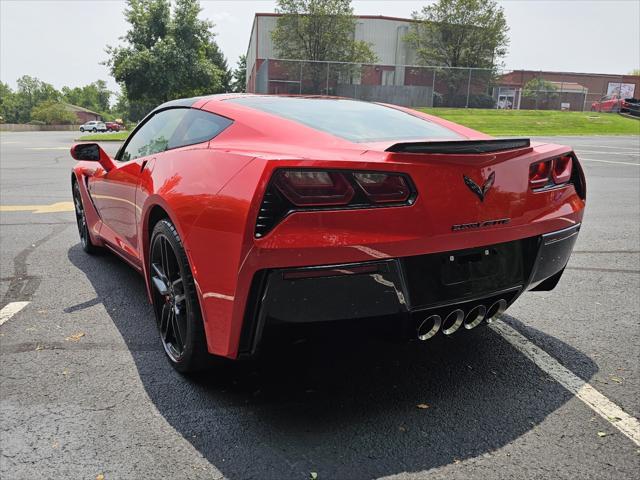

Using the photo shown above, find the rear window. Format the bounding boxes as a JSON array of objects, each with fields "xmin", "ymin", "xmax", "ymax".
[{"xmin": 226, "ymin": 96, "xmax": 462, "ymax": 143}]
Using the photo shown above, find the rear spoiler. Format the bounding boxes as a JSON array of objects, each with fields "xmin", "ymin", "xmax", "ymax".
[{"xmin": 386, "ymin": 138, "xmax": 531, "ymax": 154}]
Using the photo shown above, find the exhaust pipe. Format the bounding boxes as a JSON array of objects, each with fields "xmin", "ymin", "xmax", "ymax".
[
  {"xmin": 417, "ymin": 314, "xmax": 441, "ymax": 341},
  {"xmin": 464, "ymin": 305, "xmax": 486, "ymax": 330},
  {"xmin": 486, "ymin": 299, "xmax": 507, "ymax": 323},
  {"xmin": 442, "ymin": 309, "xmax": 464, "ymax": 335}
]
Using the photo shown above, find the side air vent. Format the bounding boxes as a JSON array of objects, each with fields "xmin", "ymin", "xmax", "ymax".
[{"xmin": 254, "ymin": 184, "xmax": 290, "ymax": 238}]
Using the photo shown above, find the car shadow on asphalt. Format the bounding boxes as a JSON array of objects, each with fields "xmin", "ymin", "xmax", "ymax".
[{"xmin": 68, "ymin": 244, "xmax": 598, "ymax": 480}]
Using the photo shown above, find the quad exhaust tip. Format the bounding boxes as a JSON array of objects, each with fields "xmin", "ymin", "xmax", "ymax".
[
  {"xmin": 442, "ymin": 309, "xmax": 464, "ymax": 335},
  {"xmin": 486, "ymin": 299, "xmax": 507, "ymax": 323},
  {"xmin": 417, "ymin": 314, "xmax": 441, "ymax": 341},
  {"xmin": 464, "ymin": 305, "xmax": 486, "ymax": 330},
  {"xmin": 417, "ymin": 299, "xmax": 508, "ymax": 340}
]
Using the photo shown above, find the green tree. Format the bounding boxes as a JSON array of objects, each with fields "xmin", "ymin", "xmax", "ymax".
[
  {"xmin": 522, "ymin": 78, "xmax": 558, "ymax": 108},
  {"xmin": 31, "ymin": 101, "xmax": 77, "ymax": 125},
  {"xmin": 628, "ymin": 69, "xmax": 640, "ymax": 76},
  {"xmin": 172, "ymin": 0, "xmax": 230, "ymax": 90},
  {"xmin": 0, "ymin": 82, "xmax": 19, "ymax": 123},
  {"xmin": 406, "ymin": 0, "xmax": 509, "ymax": 106},
  {"xmin": 271, "ymin": 0, "xmax": 377, "ymax": 92},
  {"xmin": 62, "ymin": 80, "xmax": 112, "ymax": 114},
  {"xmin": 408, "ymin": 0, "xmax": 509, "ymax": 69},
  {"xmin": 111, "ymin": 87, "xmax": 131, "ymax": 122},
  {"xmin": 105, "ymin": 0, "xmax": 228, "ymax": 120},
  {"xmin": 13, "ymin": 76, "xmax": 61, "ymax": 123},
  {"xmin": 209, "ymin": 43, "xmax": 231, "ymax": 92},
  {"xmin": 231, "ymin": 54, "xmax": 247, "ymax": 93}
]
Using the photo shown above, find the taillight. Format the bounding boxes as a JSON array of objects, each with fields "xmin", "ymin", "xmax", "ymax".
[
  {"xmin": 352, "ymin": 172, "xmax": 411, "ymax": 203},
  {"xmin": 274, "ymin": 170, "xmax": 354, "ymax": 206},
  {"xmin": 529, "ymin": 154, "xmax": 574, "ymax": 189},
  {"xmin": 256, "ymin": 169, "xmax": 416, "ymax": 237},
  {"xmin": 529, "ymin": 160, "xmax": 552, "ymax": 187},
  {"xmin": 552, "ymin": 155, "xmax": 572, "ymax": 184}
]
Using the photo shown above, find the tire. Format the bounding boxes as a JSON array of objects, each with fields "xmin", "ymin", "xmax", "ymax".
[
  {"xmin": 107, "ymin": 128, "xmax": 112, "ymax": 132},
  {"xmin": 92, "ymin": 128, "xmax": 97, "ymax": 132},
  {"xmin": 72, "ymin": 180, "xmax": 98, "ymax": 254},
  {"xmin": 80, "ymin": 127, "xmax": 85, "ymax": 132},
  {"xmin": 149, "ymin": 219, "xmax": 211, "ymax": 373}
]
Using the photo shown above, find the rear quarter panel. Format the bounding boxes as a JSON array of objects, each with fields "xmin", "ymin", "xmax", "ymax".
[{"xmin": 137, "ymin": 144, "xmax": 255, "ymax": 304}]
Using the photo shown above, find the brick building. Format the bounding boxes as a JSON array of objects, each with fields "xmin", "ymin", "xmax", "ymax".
[
  {"xmin": 494, "ymin": 70, "xmax": 639, "ymax": 111},
  {"xmin": 65, "ymin": 104, "xmax": 102, "ymax": 123}
]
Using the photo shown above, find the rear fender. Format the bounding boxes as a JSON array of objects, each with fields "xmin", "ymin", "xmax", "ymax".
[{"xmin": 183, "ymin": 157, "xmax": 270, "ymax": 357}]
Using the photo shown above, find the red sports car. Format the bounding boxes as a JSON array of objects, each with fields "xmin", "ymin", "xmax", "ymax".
[
  {"xmin": 70, "ymin": 95, "xmax": 586, "ymax": 372},
  {"xmin": 105, "ymin": 121, "xmax": 122, "ymax": 132},
  {"xmin": 591, "ymin": 93, "xmax": 624, "ymax": 112}
]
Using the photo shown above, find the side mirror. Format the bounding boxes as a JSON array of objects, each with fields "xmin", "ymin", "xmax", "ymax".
[{"xmin": 70, "ymin": 143, "xmax": 115, "ymax": 172}]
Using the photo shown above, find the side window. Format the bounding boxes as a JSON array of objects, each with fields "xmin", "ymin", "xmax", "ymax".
[
  {"xmin": 119, "ymin": 108, "xmax": 189, "ymax": 162},
  {"xmin": 168, "ymin": 109, "xmax": 233, "ymax": 149}
]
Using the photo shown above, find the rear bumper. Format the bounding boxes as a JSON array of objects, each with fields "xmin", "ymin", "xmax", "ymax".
[{"xmin": 239, "ymin": 224, "xmax": 580, "ymax": 355}]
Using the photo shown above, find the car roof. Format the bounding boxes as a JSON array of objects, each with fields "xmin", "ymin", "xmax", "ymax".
[
  {"xmin": 149, "ymin": 93, "xmax": 337, "ymax": 113},
  {"xmin": 143, "ymin": 93, "xmax": 483, "ymax": 150}
]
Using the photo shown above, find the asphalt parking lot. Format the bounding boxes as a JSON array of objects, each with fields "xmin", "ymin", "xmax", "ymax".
[{"xmin": 0, "ymin": 131, "xmax": 638, "ymax": 479}]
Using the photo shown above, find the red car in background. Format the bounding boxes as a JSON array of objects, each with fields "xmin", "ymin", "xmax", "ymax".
[
  {"xmin": 70, "ymin": 95, "xmax": 586, "ymax": 373},
  {"xmin": 105, "ymin": 121, "xmax": 121, "ymax": 132},
  {"xmin": 591, "ymin": 94, "xmax": 624, "ymax": 112}
]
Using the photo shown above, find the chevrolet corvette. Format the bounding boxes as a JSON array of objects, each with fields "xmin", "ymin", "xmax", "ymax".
[{"xmin": 70, "ymin": 95, "xmax": 586, "ymax": 372}]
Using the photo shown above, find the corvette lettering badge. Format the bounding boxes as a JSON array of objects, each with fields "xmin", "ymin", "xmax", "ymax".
[{"xmin": 451, "ymin": 218, "xmax": 511, "ymax": 231}]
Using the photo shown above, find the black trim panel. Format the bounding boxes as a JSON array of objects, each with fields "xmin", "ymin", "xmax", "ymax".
[
  {"xmin": 401, "ymin": 238, "xmax": 538, "ymax": 309},
  {"xmin": 386, "ymin": 138, "xmax": 531, "ymax": 154},
  {"xmin": 240, "ymin": 224, "xmax": 581, "ymax": 356},
  {"xmin": 529, "ymin": 224, "xmax": 580, "ymax": 288}
]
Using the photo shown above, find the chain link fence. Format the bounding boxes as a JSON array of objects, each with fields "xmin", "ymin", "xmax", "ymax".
[{"xmin": 252, "ymin": 58, "xmax": 638, "ymax": 111}]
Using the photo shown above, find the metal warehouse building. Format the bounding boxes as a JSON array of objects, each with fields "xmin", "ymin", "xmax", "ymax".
[
  {"xmin": 245, "ymin": 13, "xmax": 426, "ymax": 104},
  {"xmin": 245, "ymin": 13, "xmax": 639, "ymax": 110}
]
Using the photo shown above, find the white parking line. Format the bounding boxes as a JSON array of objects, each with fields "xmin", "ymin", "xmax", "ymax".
[
  {"xmin": 491, "ymin": 320, "xmax": 640, "ymax": 446},
  {"xmin": 579, "ymin": 157, "xmax": 640, "ymax": 166},
  {"xmin": 576, "ymin": 149, "xmax": 640, "ymax": 157},
  {"xmin": 569, "ymin": 145, "xmax": 640, "ymax": 151},
  {"xmin": 0, "ymin": 301, "xmax": 30, "ymax": 326},
  {"xmin": 24, "ymin": 147, "xmax": 70, "ymax": 151}
]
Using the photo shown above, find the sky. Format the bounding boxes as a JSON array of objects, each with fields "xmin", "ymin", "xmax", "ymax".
[{"xmin": 1, "ymin": 0, "xmax": 639, "ymax": 94}]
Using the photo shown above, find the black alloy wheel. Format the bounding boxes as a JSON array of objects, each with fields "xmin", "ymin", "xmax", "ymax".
[
  {"xmin": 73, "ymin": 181, "xmax": 96, "ymax": 253},
  {"xmin": 149, "ymin": 219, "xmax": 210, "ymax": 372}
]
